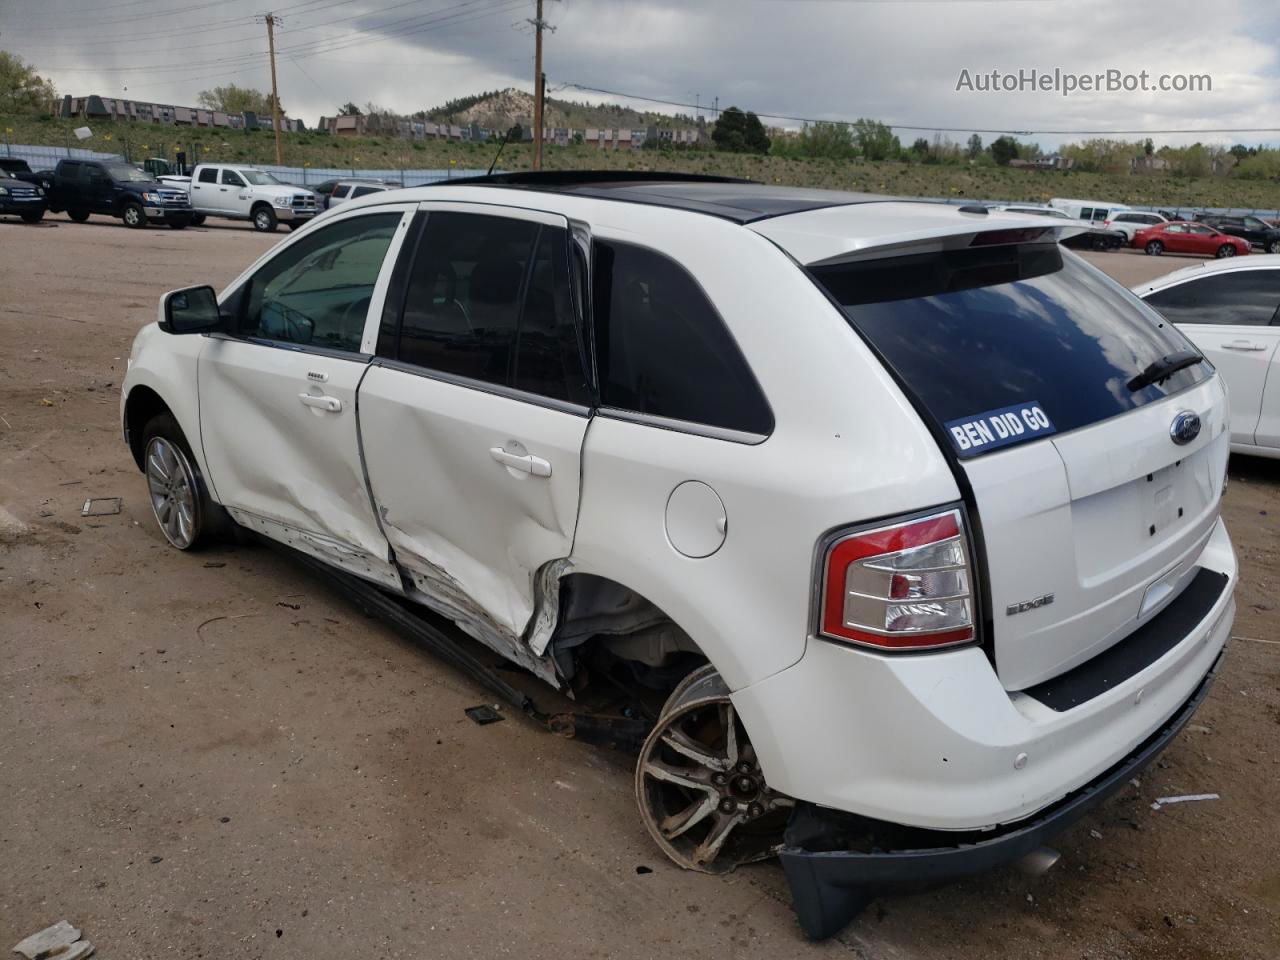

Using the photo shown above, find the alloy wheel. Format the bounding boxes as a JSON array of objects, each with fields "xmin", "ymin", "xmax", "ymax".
[
  {"xmin": 145, "ymin": 436, "xmax": 200, "ymax": 549},
  {"xmin": 635, "ymin": 669, "xmax": 793, "ymax": 873}
]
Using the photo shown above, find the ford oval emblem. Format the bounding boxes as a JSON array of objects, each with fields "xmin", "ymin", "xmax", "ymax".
[{"xmin": 1170, "ymin": 411, "xmax": 1201, "ymax": 446}]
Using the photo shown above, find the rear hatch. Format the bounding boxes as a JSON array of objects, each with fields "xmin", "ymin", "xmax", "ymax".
[{"xmin": 805, "ymin": 238, "xmax": 1228, "ymax": 690}]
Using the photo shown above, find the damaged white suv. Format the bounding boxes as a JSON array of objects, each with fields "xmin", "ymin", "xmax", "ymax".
[{"xmin": 121, "ymin": 173, "xmax": 1236, "ymax": 939}]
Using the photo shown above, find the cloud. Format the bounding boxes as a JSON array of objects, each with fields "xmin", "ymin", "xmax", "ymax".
[{"xmin": 9, "ymin": 0, "xmax": 1280, "ymax": 147}]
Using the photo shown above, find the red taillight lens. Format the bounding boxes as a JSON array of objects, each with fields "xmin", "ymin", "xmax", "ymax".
[
  {"xmin": 1103, "ymin": 220, "xmax": 1111, "ymax": 227},
  {"xmin": 819, "ymin": 508, "xmax": 977, "ymax": 650}
]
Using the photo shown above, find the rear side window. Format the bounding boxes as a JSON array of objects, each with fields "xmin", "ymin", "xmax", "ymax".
[
  {"xmin": 810, "ymin": 245, "xmax": 1210, "ymax": 456},
  {"xmin": 198, "ymin": 168, "xmax": 218, "ymax": 184},
  {"xmin": 592, "ymin": 241, "xmax": 772, "ymax": 436},
  {"xmin": 1145, "ymin": 270, "xmax": 1280, "ymax": 326},
  {"xmin": 332, "ymin": 185, "xmax": 351, "ymax": 198},
  {"xmin": 387, "ymin": 212, "xmax": 588, "ymax": 405},
  {"xmin": 351, "ymin": 185, "xmax": 381, "ymax": 198}
]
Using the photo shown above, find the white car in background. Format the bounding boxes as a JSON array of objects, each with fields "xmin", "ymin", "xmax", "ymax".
[
  {"xmin": 120, "ymin": 174, "xmax": 1236, "ymax": 939},
  {"xmin": 185, "ymin": 163, "xmax": 320, "ymax": 232},
  {"xmin": 1135, "ymin": 255, "xmax": 1280, "ymax": 459},
  {"xmin": 1108, "ymin": 210, "xmax": 1169, "ymax": 242},
  {"xmin": 327, "ymin": 180, "xmax": 397, "ymax": 209}
]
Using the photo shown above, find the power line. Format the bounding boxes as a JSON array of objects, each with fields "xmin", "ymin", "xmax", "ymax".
[{"xmin": 557, "ymin": 82, "xmax": 1280, "ymax": 138}]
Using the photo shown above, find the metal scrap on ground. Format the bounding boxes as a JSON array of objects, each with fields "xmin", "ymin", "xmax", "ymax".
[
  {"xmin": 1151, "ymin": 793, "xmax": 1221, "ymax": 809},
  {"xmin": 80, "ymin": 497, "xmax": 122, "ymax": 517},
  {"xmin": 12, "ymin": 920, "xmax": 94, "ymax": 960}
]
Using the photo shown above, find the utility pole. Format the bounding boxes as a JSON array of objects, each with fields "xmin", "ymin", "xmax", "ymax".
[
  {"xmin": 260, "ymin": 12, "xmax": 284, "ymax": 165},
  {"xmin": 528, "ymin": 0, "xmax": 557, "ymax": 171}
]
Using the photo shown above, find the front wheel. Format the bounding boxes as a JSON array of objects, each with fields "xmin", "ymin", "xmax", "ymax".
[
  {"xmin": 1145, "ymin": 240, "xmax": 1164, "ymax": 256},
  {"xmin": 142, "ymin": 413, "xmax": 232, "ymax": 550},
  {"xmin": 67, "ymin": 208, "xmax": 90, "ymax": 222},
  {"xmin": 190, "ymin": 213, "xmax": 206, "ymax": 226},
  {"xmin": 122, "ymin": 201, "xmax": 147, "ymax": 229},
  {"xmin": 635, "ymin": 665, "xmax": 793, "ymax": 874},
  {"xmin": 1216, "ymin": 244, "xmax": 1237, "ymax": 259},
  {"xmin": 1268, "ymin": 239, "xmax": 1280, "ymax": 255},
  {"xmin": 168, "ymin": 220, "xmax": 188, "ymax": 230},
  {"xmin": 20, "ymin": 210, "xmax": 44, "ymax": 223},
  {"xmin": 252, "ymin": 205, "xmax": 278, "ymax": 232}
]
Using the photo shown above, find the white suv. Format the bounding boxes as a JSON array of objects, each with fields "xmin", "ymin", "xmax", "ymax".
[
  {"xmin": 1109, "ymin": 210, "xmax": 1169, "ymax": 241},
  {"xmin": 121, "ymin": 173, "xmax": 1236, "ymax": 939}
]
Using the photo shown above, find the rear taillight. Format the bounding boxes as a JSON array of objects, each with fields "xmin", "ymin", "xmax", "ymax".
[
  {"xmin": 819, "ymin": 508, "xmax": 977, "ymax": 651},
  {"xmin": 1103, "ymin": 220, "xmax": 1111, "ymax": 227}
]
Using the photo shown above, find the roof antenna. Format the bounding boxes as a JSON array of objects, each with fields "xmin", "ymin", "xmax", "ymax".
[{"xmin": 488, "ymin": 125, "xmax": 521, "ymax": 176}]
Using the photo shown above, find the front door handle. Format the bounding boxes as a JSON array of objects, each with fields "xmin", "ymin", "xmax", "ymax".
[
  {"xmin": 490, "ymin": 447, "xmax": 552, "ymax": 477},
  {"xmin": 298, "ymin": 393, "xmax": 342, "ymax": 413},
  {"xmin": 1224, "ymin": 339, "xmax": 1268, "ymax": 351}
]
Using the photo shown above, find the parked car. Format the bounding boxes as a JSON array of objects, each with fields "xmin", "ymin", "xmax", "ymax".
[
  {"xmin": 45, "ymin": 159, "xmax": 192, "ymax": 229},
  {"xmin": 1195, "ymin": 214, "xmax": 1280, "ymax": 254},
  {"xmin": 183, "ymin": 164, "xmax": 319, "ymax": 232},
  {"xmin": 1106, "ymin": 210, "xmax": 1168, "ymax": 242},
  {"xmin": 121, "ymin": 173, "xmax": 1235, "ymax": 940},
  {"xmin": 1134, "ymin": 255, "xmax": 1280, "ymax": 459},
  {"xmin": 327, "ymin": 179, "xmax": 398, "ymax": 209},
  {"xmin": 1049, "ymin": 196, "xmax": 1130, "ymax": 223},
  {"xmin": 0, "ymin": 167, "xmax": 47, "ymax": 222},
  {"xmin": 992, "ymin": 205, "xmax": 1124, "ymax": 250},
  {"xmin": 0, "ymin": 157, "xmax": 54, "ymax": 192},
  {"xmin": 310, "ymin": 177, "xmax": 392, "ymax": 209},
  {"xmin": 1134, "ymin": 221, "xmax": 1251, "ymax": 258}
]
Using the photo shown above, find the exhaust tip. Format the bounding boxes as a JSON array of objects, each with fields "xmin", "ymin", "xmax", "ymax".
[{"xmin": 1016, "ymin": 846, "xmax": 1061, "ymax": 877}]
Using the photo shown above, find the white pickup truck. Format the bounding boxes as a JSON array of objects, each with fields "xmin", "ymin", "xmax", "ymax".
[{"xmin": 184, "ymin": 163, "xmax": 320, "ymax": 232}]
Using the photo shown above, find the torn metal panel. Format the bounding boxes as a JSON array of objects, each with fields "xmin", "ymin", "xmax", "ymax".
[
  {"xmin": 526, "ymin": 557, "xmax": 574, "ymax": 656},
  {"xmin": 227, "ymin": 508, "xmax": 404, "ymax": 591}
]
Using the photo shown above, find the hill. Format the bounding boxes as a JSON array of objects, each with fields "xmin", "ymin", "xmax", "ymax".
[
  {"xmin": 4, "ymin": 113, "xmax": 1279, "ymax": 212},
  {"xmin": 425, "ymin": 87, "xmax": 699, "ymax": 131}
]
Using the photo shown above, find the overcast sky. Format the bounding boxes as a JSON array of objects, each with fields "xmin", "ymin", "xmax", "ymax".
[{"xmin": 5, "ymin": 0, "xmax": 1280, "ymax": 149}]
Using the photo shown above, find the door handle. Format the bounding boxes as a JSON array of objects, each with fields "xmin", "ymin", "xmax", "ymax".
[
  {"xmin": 489, "ymin": 447, "xmax": 552, "ymax": 477},
  {"xmin": 1224, "ymin": 340, "xmax": 1268, "ymax": 351},
  {"xmin": 298, "ymin": 393, "xmax": 342, "ymax": 413}
]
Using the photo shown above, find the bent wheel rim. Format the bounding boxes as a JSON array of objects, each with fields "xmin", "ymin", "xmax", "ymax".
[
  {"xmin": 146, "ymin": 437, "xmax": 199, "ymax": 548},
  {"xmin": 636, "ymin": 689, "xmax": 793, "ymax": 874}
]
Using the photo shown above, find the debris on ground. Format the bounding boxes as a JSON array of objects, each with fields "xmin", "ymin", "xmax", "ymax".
[
  {"xmin": 465, "ymin": 704, "xmax": 504, "ymax": 725},
  {"xmin": 80, "ymin": 497, "xmax": 122, "ymax": 517},
  {"xmin": 1151, "ymin": 793, "xmax": 1220, "ymax": 810},
  {"xmin": 12, "ymin": 920, "xmax": 94, "ymax": 960}
]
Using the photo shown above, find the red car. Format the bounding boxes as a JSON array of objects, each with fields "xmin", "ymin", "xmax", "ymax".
[{"xmin": 1133, "ymin": 220, "xmax": 1251, "ymax": 258}]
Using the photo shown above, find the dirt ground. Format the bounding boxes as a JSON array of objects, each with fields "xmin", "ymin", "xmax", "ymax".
[{"xmin": 1, "ymin": 214, "xmax": 1277, "ymax": 960}]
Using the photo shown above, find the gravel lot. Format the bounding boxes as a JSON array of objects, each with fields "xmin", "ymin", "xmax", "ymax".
[{"xmin": 2, "ymin": 214, "xmax": 1278, "ymax": 959}]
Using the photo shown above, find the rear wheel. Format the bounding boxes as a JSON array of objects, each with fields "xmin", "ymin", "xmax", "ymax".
[
  {"xmin": 141, "ymin": 413, "xmax": 233, "ymax": 550},
  {"xmin": 190, "ymin": 213, "xmax": 206, "ymax": 226},
  {"xmin": 1216, "ymin": 243, "xmax": 1237, "ymax": 259},
  {"xmin": 252, "ymin": 204, "xmax": 278, "ymax": 232},
  {"xmin": 20, "ymin": 210, "xmax": 44, "ymax": 223},
  {"xmin": 168, "ymin": 220, "xmax": 187, "ymax": 230},
  {"xmin": 635, "ymin": 666, "xmax": 793, "ymax": 874},
  {"xmin": 122, "ymin": 201, "xmax": 146, "ymax": 229},
  {"xmin": 1145, "ymin": 240, "xmax": 1164, "ymax": 256},
  {"xmin": 67, "ymin": 208, "xmax": 90, "ymax": 222},
  {"xmin": 1268, "ymin": 239, "xmax": 1280, "ymax": 255}
]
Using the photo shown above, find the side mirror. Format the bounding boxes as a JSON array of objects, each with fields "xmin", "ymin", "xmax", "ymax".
[{"xmin": 160, "ymin": 285, "xmax": 226, "ymax": 335}]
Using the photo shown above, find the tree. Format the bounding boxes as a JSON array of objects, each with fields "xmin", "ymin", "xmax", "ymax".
[
  {"xmin": 711, "ymin": 107, "xmax": 769, "ymax": 154},
  {"xmin": 338, "ymin": 101, "xmax": 363, "ymax": 116},
  {"xmin": 910, "ymin": 137, "xmax": 930, "ymax": 159},
  {"xmin": 852, "ymin": 119, "xmax": 899, "ymax": 161},
  {"xmin": 0, "ymin": 51, "xmax": 57, "ymax": 114},
  {"xmin": 197, "ymin": 84, "xmax": 279, "ymax": 116},
  {"xmin": 989, "ymin": 135, "xmax": 1019, "ymax": 166},
  {"xmin": 966, "ymin": 133, "xmax": 983, "ymax": 160},
  {"xmin": 1144, "ymin": 138, "xmax": 1155, "ymax": 157},
  {"xmin": 743, "ymin": 111, "xmax": 770, "ymax": 154},
  {"xmin": 773, "ymin": 122, "xmax": 855, "ymax": 160}
]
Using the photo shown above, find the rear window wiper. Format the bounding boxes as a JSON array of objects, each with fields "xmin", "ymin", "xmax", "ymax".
[{"xmin": 1126, "ymin": 349, "xmax": 1203, "ymax": 392}]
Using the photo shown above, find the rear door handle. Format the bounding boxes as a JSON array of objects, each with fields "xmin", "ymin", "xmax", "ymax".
[
  {"xmin": 298, "ymin": 393, "xmax": 342, "ymax": 413},
  {"xmin": 489, "ymin": 447, "xmax": 552, "ymax": 477},
  {"xmin": 1224, "ymin": 339, "xmax": 1268, "ymax": 351}
]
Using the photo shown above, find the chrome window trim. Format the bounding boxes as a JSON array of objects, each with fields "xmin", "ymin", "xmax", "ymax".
[
  {"xmin": 370, "ymin": 356, "xmax": 591, "ymax": 418},
  {"xmin": 596, "ymin": 406, "xmax": 767, "ymax": 446}
]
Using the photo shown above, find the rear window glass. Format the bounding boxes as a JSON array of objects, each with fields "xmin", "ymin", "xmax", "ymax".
[{"xmin": 810, "ymin": 245, "xmax": 1210, "ymax": 456}]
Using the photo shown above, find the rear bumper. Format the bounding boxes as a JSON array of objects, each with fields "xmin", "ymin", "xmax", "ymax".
[{"xmin": 779, "ymin": 649, "xmax": 1223, "ymax": 939}]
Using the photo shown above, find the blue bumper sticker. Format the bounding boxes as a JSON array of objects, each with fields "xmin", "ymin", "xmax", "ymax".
[{"xmin": 945, "ymin": 402, "xmax": 1055, "ymax": 456}]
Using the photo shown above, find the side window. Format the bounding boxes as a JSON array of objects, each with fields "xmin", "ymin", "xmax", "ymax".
[
  {"xmin": 1244, "ymin": 216, "xmax": 1268, "ymax": 231},
  {"xmin": 197, "ymin": 167, "xmax": 218, "ymax": 184},
  {"xmin": 351, "ymin": 185, "xmax": 381, "ymax": 198},
  {"xmin": 1165, "ymin": 224, "xmax": 1186, "ymax": 234},
  {"xmin": 240, "ymin": 212, "xmax": 402, "ymax": 352},
  {"xmin": 221, "ymin": 169, "xmax": 246, "ymax": 187},
  {"xmin": 60, "ymin": 161, "xmax": 80, "ymax": 179},
  {"xmin": 389, "ymin": 212, "xmax": 587, "ymax": 404},
  {"xmin": 1080, "ymin": 208, "xmax": 1094, "ymax": 221},
  {"xmin": 592, "ymin": 240, "xmax": 773, "ymax": 435},
  {"xmin": 333, "ymin": 185, "xmax": 351, "ymax": 199},
  {"xmin": 1145, "ymin": 271, "xmax": 1280, "ymax": 326}
]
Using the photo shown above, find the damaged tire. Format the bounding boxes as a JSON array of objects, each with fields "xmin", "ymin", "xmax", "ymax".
[
  {"xmin": 635, "ymin": 666, "xmax": 793, "ymax": 874},
  {"xmin": 142, "ymin": 413, "xmax": 234, "ymax": 549}
]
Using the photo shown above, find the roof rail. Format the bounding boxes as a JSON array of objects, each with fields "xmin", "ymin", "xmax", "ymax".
[{"xmin": 435, "ymin": 170, "xmax": 757, "ymax": 188}]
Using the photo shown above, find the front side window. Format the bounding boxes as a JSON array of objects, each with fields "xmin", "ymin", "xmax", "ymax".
[
  {"xmin": 242, "ymin": 170, "xmax": 281, "ymax": 186},
  {"xmin": 198, "ymin": 167, "xmax": 218, "ymax": 184},
  {"xmin": 351, "ymin": 185, "xmax": 382, "ymax": 198},
  {"xmin": 221, "ymin": 169, "xmax": 246, "ymax": 187},
  {"xmin": 1145, "ymin": 270, "xmax": 1280, "ymax": 326},
  {"xmin": 1244, "ymin": 216, "xmax": 1269, "ymax": 231},
  {"xmin": 386, "ymin": 212, "xmax": 588, "ymax": 404},
  {"xmin": 332, "ymin": 185, "xmax": 351, "ymax": 198},
  {"xmin": 105, "ymin": 164, "xmax": 149, "ymax": 182},
  {"xmin": 240, "ymin": 212, "xmax": 402, "ymax": 353},
  {"xmin": 592, "ymin": 240, "xmax": 772, "ymax": 435}
]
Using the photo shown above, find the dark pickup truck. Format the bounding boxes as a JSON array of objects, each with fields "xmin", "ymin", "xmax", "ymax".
[
  {"xmin": 0, "ymin": 157, "xmax": 54, "ymax": 192},
  {"xmin": 0, "ymin": 168, "xmax": 47, "ymax": 222},
  {"xmin": 46, "ymin": 158, "xmax": 192, "ymax": 229},
  {"xmin": 1195, "ymin": 213, "xmax": 1280, "ymax": 254}
]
